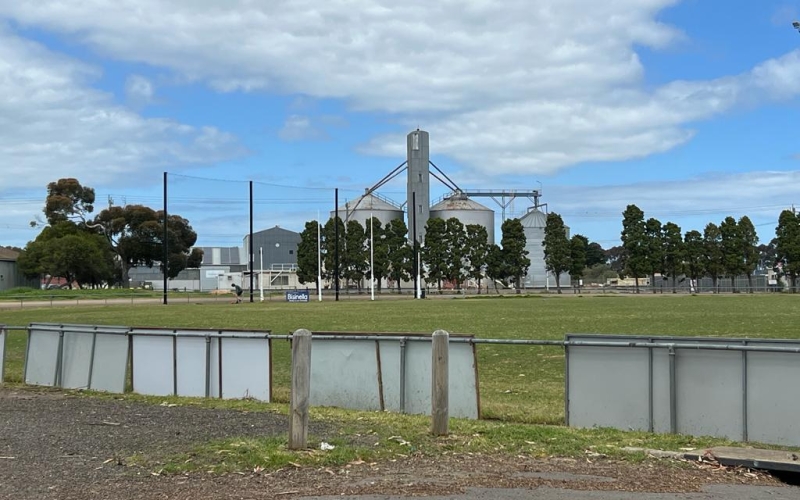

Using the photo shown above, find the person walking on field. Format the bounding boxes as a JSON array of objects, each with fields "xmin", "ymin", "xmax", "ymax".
[{"xmin": 231, "ymin": 283, "xmax": 243, "ymax": 304}]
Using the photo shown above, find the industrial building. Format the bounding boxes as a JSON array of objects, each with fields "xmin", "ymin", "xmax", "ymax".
[
  {"xmin": 331, "ymin": 129, "xmax": 562, "ymax": 289},
  {"xmin": 0, "ymin": 247, "xmax": 38, "ymax": 291}
]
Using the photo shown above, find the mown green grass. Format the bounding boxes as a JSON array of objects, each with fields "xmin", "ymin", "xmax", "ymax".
[{"xmin": 3, "ymin": 294, "xmax": 800, "ymax": 424}]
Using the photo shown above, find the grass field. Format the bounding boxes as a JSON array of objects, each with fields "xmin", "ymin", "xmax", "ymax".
[{"xmin": 3, "ymin": 293, "xmax": 799, "ymax": 425}]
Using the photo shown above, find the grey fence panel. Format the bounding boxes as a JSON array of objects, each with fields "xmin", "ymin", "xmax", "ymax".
[
  {"xmin": 60, "ymin": 331, "xmax": 95, "ymax": 390},
  {"xmin": 402, "ymin": 341, "xmax": 479, "ymax": 419},
  {"xmin": 89, "ymin": 333, "xmax": 129, "ymax": 393},
  {"xmin": 651, "ymin": 348, "xmax": 671, "ymax": 434},
  {"xmin": 0, "ymin": 326, "xmax": 6, "ymax": 383},
  {"xmin": 310, "ymin": 339, "xmax": 382, "ymax": 410},
  {"xmin": 378, "ymin": 341, "xmax": 402, "ymax": 412},
  {"xmin": 209, "ymin": 337, "xmax": 220, "ymax": 398},
  {"xmin": 567, "ymin": 334, "xmax": 800, "ymax": 446},
  {"xmin": 25, "ymin": 327, "xmax": 61, "ymax": 386},
  {"xmin": 675, "ymin": 347, "xmax": 743, "ymax": 440},
  {"xmin": 746, "ymin": 345, "xmax": 800, "ymax": 446},
  {"xmin": 131, "ymin": 335, "xmax": 175, "ymax": 396},
  {"xmin": 176, "ymin": 336, "xmax": 209, "ymax": 397},
  {"xmin": 219, "ymin": 337, "xmax": 270, "ymax": 401},
  {"xmin": 566, "ymin": 345, "xmax": 650, "ymax": 431}
]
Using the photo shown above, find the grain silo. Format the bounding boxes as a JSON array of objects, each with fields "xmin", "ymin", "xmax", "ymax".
[
  {"xmin": 429, "ymin": 192, "xmax": 495, "ymax": 245},
  {"xmin": 330, "ymin": 191, "xmax": 404, "ymax": 228},
  {"xmin": 519, "ymin": 207, "xmax": 571, "ymax": 289}
]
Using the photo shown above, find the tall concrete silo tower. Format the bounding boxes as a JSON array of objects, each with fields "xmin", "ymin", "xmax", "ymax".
[{"xmin": 407, "ymin": 129, "xmax": 430, "ymax": 244}]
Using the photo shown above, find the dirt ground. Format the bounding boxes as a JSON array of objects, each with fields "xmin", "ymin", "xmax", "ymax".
[{"xmin": 0, "ymin": 387, "xmax": 794, "ymax": 500}]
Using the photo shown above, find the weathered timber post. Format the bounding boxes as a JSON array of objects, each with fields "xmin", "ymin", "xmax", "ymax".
[
  {"xmin": 431, "ymin": 329, "xmax": 449, "ymax": 436},
  {"xmin": 289, "ymin": 329, "xmax": 312, "ymax": 449}
]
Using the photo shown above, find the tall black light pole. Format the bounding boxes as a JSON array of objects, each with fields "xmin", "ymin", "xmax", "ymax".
[
  {"xmin": 335, "ymin": 188, "xmax": 340, "ymax": 301},
  {"xmin": 249, "ymin": 181, "xmax": 254, "ymax": 303},
  {"xmin": 163, "ymin": 171, "xmax": 168, "ymax": 305}
]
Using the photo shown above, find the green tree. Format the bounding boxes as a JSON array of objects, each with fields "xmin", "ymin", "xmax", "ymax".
[
  {"xmin": 422, "ymin": 217, "xmax": 448, "ymax": 292},
  {"xmin": 703, "ymin": 223, "xmax": 725, "ymax": 293},
  {"xmin": 683, "ymin": 230, "xmax": 705, "ymax": 288},
  {"xmin": 296, "ymin": 221, "xmax": 321, "ymax": 287},
  {"xmin": 499, "ymin": 218, "xmax": 530, "ymax": 291},
  {"xmin": 366, "ymin": 217, "xmax": 389, "ymax": 293},
  {"xmin": 17, "ymin": 222, "xmax": 114, "ymax": 287},
  {"xmin": 583, "ymin": 264, "xmax": 618, "ymax": 285},
  {"xmin": 542, "ymin": 213, "xmax": 570, "ymax": 294},
  {"xmin": 464, "ymin": 224, "xmax": 489, "ymax": 293},
  {"xmin": 569, "ymin": 235, "xmax": 587, "ymax": 290},
  {"xmin": 484, "ymin": 244, "xmax": 509, "ymax": 293},
  {"xmin": 644, "ymin": 218, "xmax": 664, "ymax": 293},
  {"xmin": 719, "ymin": 216, "xmax": 743, "ymax": 292},
  {"xmin": 343, "ymin": 220, "xmax": 368, "ymax": 291},
  {"xmin": 662, "ymin": 222, "xmax": 684, "ymax": 293},
  {"xmin": 384, "ymin": 219, "xmax": 412, "ymax": 292},
  {"xmin": 620, "ymin": 205, "xmax": 647, "ymax": 293},
  {"xmin": 322, "ymin": 217, "xmax": 346, "ymax": 288},
  {"xmin": 443, "ymin": 218, "xmax": 468, "ymax": 290},
  {"xmin": 585, "ymin": 242, "xmax": 606, "ymax": 268},
  {"xmin": 605, "ymin": 245, "xmax": 626, "ymax": 275},
  {"xmin": 738, "ymin": 216, "xmax": 759, "ymax": 292},
  {"xmin": 775, "ymin": 209, "xmax": 800, "ymax": 292},
  {"xmin": 42, "ymin": 178, "xmax": 96, "ymax": 226},
  {"xmin": 93, "ymin": 205, "xmax": 198, "ymax": 284}
]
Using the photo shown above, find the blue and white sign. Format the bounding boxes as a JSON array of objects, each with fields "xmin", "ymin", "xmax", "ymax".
[{"xmin": 285, "ymin": 290, "xmax": 310, "ymax": 303}]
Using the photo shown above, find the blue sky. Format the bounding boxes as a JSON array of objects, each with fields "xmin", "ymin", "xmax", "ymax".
[{"xmin": 1, "ymin": 0, "xmax": 799, "ymax": 250}]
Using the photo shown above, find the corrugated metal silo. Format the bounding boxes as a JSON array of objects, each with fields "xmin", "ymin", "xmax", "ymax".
[
  {"xmin": 429, "ymin": 193, "xmax": 495, "ymax": 245},
  {"xmin": 520, "ymin": 208, "xmax": 571, "ymax": 289},
  {"xmin": 330, "ymin": 192, "xmax": 404, "ymax": 228}
]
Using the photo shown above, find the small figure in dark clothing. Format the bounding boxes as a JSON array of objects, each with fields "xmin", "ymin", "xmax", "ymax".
[{"xmin": 231, "ymin": 283, "xmax": 243, "ymax": 304}]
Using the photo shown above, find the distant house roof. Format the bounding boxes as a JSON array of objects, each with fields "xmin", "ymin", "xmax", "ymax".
[{"xmin": 0, "ymin": 248, "xmax": 19, "ymax": 261}]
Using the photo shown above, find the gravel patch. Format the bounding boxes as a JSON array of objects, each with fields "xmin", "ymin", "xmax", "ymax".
[{"xmin": 0, "ymin": 387, "xmax": 795, "ymax": 500}]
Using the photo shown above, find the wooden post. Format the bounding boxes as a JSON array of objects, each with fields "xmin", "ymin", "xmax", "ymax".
[
  {"xmin": 431, "ymin": 329, "xmax": 449, "ymax": 436},
  {"xmin": 289, "ymin": 329, "xmax": 312, "ymax": 450}
]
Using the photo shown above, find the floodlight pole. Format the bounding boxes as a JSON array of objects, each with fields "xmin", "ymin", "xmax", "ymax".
[
  {"xmin": 259, "ymin": 247, "xmax": 264, "ymax": 302},
  {"xmin": 317, "ymin": 211, "xmax": 322, "ymax": 301},
  {"xmin": 249, "ymin": 181, "xmax": 254, "ymax": 303},
  {"xmin": 163, "ymin": 171, "xmax": 168, "ymax": 305},
  {"xmin": 335, "ymin": 188, "xmax": 340, "ymax": 301}
]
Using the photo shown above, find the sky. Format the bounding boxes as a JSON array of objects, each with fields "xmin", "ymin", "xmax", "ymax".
[{"xmin": 1, "ymin": 0, "xmax": 800, "ymax": 250}]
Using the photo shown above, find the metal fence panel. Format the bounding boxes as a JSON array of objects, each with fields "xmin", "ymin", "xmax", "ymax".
[
  {"xmin": 675, "ymin": 347, "xmax": 743, "ymax": 440},
  {"xmin": 219, "ymin": 337, "xmax": 270, "ymax": 401},
  {"xmin": 566, "ymin": 345, "xmax": 650, "ymax": 431},
  {"xmin": 746, "ymin": 345, "xmax": 800, "ymax": 446},
  {"xmin": 378, "ymin": 341, "xmax": 402, "ymax": 412},
  {"xmin": 60, "ymin": 330, "xmax": 94, "ymax": 390},
  {"xmin": 402, "ymin": 341, "xmax": 479, "ymax": 419},
  {"xmin": 89, "ymin": 333, "xmax": 128, "ymax": 393},
  {"xmin": 176, "ymin": 336, "xmax": 209, "ymax": 397},
  {"xmin": 310, "ymin": 339, "xmax": 382, "ymax": 410},
  {"xmin": 24, "ymin": 327, "xmax": 61, "ymax": 386},
  {"xmin": 132, "ymin": 335, "xmax": 175, "ymax": 396}
]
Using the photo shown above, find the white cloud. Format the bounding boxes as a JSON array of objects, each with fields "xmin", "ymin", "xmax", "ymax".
[
  {"xmin": 125, "ymin": 74, "xmax": 155, "ymax": 104},
  {"xmin": 278, "ymin": 115, "xmax": 329, "ymax": 142},
  {"xmin": 0, "ymin": 25, "xmax": 245, "ymax": 194},
  {"xmin": 1, "ymin": 1, "xmax": 799, "ymax": 177}
]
